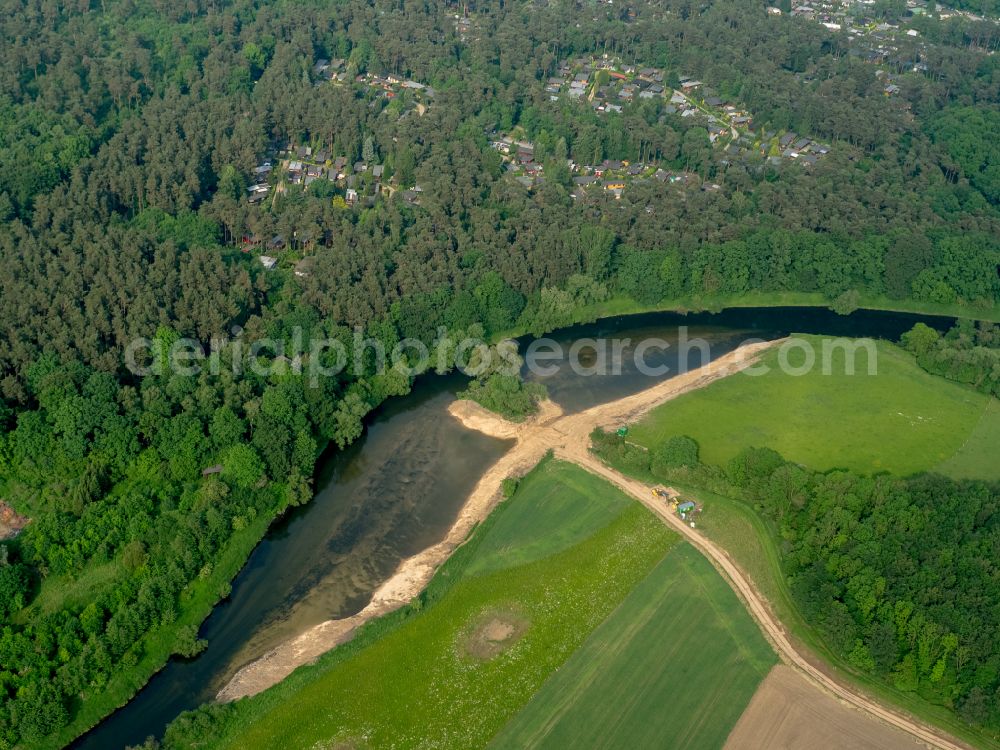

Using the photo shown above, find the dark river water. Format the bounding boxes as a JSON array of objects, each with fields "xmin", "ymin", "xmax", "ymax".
[{"xmin": 73, "ymin": 306, "xmax": 957, "ymax": 749}]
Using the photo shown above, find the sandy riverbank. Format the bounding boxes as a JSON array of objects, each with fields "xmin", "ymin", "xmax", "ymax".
[
  {"xmin": 216, "ymin": 405, "xmax": 554, "ymax": 701},
  {"xmin": 216, "ymin": 339, "xmax": 778, "ymax": 702}
]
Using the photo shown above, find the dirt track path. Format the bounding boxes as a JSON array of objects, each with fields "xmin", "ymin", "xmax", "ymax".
[
  {"xmin": 562, "ymin": 452, "xmax": 968, "ymax": 750},
  {"xmin": 216, "ymin": 340, "xmax": 970, "ymax": 750}
]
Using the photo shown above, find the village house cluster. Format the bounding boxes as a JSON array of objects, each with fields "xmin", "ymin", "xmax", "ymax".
[
  {"xmin": 313, "ymin": 57, "xmax": 436, "ymax": 116},
  {"xmin": 569, "ymin": 161, "xmax": 700, "ymax": 201},
  {"xmin": 544, "ymin": 57, "xmax": 669, "ymax": 112},
  {"xmin": 453, "ymin": 9, "xmax": 478, "ymax": 41},
  {"xmin": 354, "ymin": 71, "xmax": 435, "ymax": 112},
  {"xmin": 773, "ymin": 0, "xmax": 994, "ymax": 97},
  {"xmin": 490, "ymin": 55, "xmax": 833, "ymax": 199},
  {"xmin": 312, "ymin": 57, "xmax": 351, "ymax": 84},
  {"xmin": 548, "ymin": 56, "xmax": 832, "ymax": 169},
  {"xmin": 247, "ymin": 142, "xmax": 386, "ymax": 209},
  {"xmin": 489, "ymin": 132, "xmax": 706, "ymax": 200}
]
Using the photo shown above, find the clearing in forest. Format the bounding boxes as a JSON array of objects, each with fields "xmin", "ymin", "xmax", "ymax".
[{"xmin": 630, "ymin": 336, "xmax": 998, "ymax": 478}]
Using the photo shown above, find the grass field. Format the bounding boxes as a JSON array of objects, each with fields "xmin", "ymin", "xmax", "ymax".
[
  {"xmin": 205, "ymin": 460, "xmax": 677, "ymax": 749},
  {"xmin": 935, "ymin": 397, "xmax": 1000, "ymax": 480},
  {"xmin": 464, "ymin": 460, "xmax": 632, "ymax": 576},
  {"xmin": 491, "ymin": 542, "xmax": 776, "ymax": 750},
  {"xmin": 629, "ymin": 336, "xmax": 999, "ymax": 479}
]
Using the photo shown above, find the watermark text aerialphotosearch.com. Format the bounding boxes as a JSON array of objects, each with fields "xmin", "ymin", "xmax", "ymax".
[{"xmin": 125, "ymin": 327, "xmax": 878, "ymax": 386}]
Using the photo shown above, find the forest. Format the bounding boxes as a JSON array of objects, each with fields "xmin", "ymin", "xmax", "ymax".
[
  {"xmin": 731, "ymin": 451, "xmax": 1000, "ymax": 730},
  {"xmin": 1, "ymin": 0, "xmax": 1000, "ymax": 745}
]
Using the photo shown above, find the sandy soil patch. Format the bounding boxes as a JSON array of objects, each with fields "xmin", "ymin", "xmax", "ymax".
[
  {"xmin": 724, "ymin": 665, "xmax": 925, "ymax": 750},
  {"xmin": 448, "ymin": 397, "xmax": 563, "ymax": 439},
  {"xmin": 460, "ymin": 609, "xmax": 530, "ymax": 661},
  {"xmin": 0, "ymin": 501, "xmax": 29, "ymax": 541}
]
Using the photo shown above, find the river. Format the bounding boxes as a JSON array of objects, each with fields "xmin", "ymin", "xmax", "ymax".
[{"xmin": 73, "ymin": 306, "xmax": 955, "ymax": 749}]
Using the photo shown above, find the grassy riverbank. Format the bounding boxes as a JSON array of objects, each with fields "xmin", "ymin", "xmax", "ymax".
[
  {"xmin": 37, "ymin": 488, "xmax": 287, "ymax": 750},
  {"xmin": 55, "ymin": 302, "xmax": 997, "ymax": 747},
  {"xmin": 167, "ymin": 459, "xmax": 676, "ymax": 747},
  {"xmin": 497, "ymin": 293, "xmax": 1000, "ymax": 342}
]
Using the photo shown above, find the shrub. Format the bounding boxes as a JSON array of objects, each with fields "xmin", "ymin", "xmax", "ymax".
[
  {"xmin": 651, "ymin": 436, "xmax": 700, "ymax": 474},
  {"xmin": 501, "ymin": 477, "xmax": 520, "ymax": 498},
  {"xmin": 726, "ymin": 446, "xmax": 785, "ymax": 488}
]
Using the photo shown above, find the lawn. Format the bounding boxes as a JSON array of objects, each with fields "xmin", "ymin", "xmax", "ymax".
[
  {"xmin": 491, "ymin": 542, "xmax": 777, "ymax": 750},
  {"xmin": 630, "ymin": 336, "xmax": 997, "ymax": 478},
  {"xmin": 205, "ymin": 459, "xmax": 678, "ymax": 749}
]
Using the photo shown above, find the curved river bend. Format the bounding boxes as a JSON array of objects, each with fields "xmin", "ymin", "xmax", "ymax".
[{"xmin": 74, "ymin": 306, "xmax": 956, "ymax": 749}]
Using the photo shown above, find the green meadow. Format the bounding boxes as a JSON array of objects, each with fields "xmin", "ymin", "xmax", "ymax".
[{"xmin": 630, "ymin": 335, "xmax": 999, "ymax": 479}]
